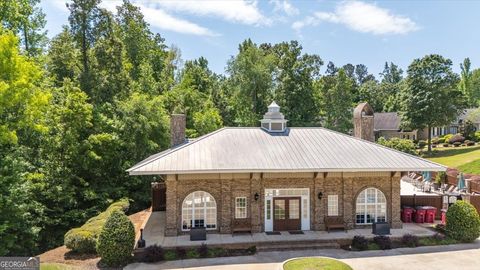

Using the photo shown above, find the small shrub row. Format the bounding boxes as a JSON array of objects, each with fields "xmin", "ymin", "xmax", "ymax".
[
  {"xmin": 137, "ymin": 244, "xmax": 256, "ymax": 262},
  {"xmin": 64, "ymin": 198, "xmax": 130, "ymax": 253}
]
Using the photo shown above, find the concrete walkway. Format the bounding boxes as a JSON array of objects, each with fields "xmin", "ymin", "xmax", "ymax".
[{"xmin": 126, "ymin": 241, "xmax": 480, "ymax": 270}]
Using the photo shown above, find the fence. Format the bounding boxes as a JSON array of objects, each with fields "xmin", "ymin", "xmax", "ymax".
[
  {"xmin": 469, "ymin": 195, "xmax": 480, "ymax": 215},
  {"xmin": 151, "ymin": 182, "xmax": 166, "ymax": 211},
  {"xmin": 401, "ymin": 195, "xmax": 443, "ymax": 219}
]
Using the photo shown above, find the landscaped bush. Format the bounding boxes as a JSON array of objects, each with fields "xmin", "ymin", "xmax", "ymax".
[
  {"xmin": 449, "ymin": 134, "xmax": 465, "ymax": 144},
  {"xmin": 246, "ymin": 246, "xmax": 257, "ymax": 254},
  {"xmin": 175, "ymin": 247, "xmax": 187, "ymax": 259},
  {"xmin": 444, "ymin": 134, "xmax": 454, "ymax": 143},
  {"xmin": 474, "ymin": 131, "xmax": 480, "ymax": 142},
  {"xmin": 465, "ymin": 140, "xmax": 475, "ymax": 146},
  {"xmin": 373, "ymin": 236, "xmax": 392, "ymax": 250},
  {"xmin": 417, "ymin": 140, "xmax": 427, "ymax": 148},
  {"xmin": 377, "ymin": 137, "xmax": 417, "ymax": 155},
  {"xmin": 401, "ymin": 234, "xmax": 419, "ymax": 248},
  {"xmin": 351, "ymin": 235, "xmax": 369, "ymax": 251},
  {"xmin": 198, "ymin": 243, "xmax": 209, "ymax": 258},
  {"xmin": 64, "ymin": 198, "xmax": 130, "ymax": 253},
  {"xmin": 437, "ymin": 137, "xmax": 446, "ymax": 144},
  {"xmin": 443, "ymin": 143, "xmax": 449, "ymax": 147},
  {"xmin": 446, "ymin": 201, "xmax": 480, "ymax": 242},
  {"xmin": 96, "ymin": 210, "xmax": 135, "ymax": 267},
  {"xmin": 142, "ymin": 245, "xmax": 164, "ymax": 263},
  {"xmin": 453, "ymin": 142, "xmax": 461, "ymax": 147}
]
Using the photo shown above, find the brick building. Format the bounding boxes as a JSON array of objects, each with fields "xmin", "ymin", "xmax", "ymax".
[{"xmin": 128, "ymin": 102, "xmax": 445, "ymax": 236}]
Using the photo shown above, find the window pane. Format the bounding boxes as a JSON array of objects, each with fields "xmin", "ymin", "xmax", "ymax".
[
  {"xmin": 328, "ymin": 195, "xmax": 339, "ymax": 216},
  {"xmin": 355, "ymin": 188, "xmax": 387, "ymax": 225},
  {"xmin": 289, "ymin": 199, "xmax": 300, "ymax": 219},
  {"xmin": 274, "ymin": 200, "xmax": 285, "ymax": 220},
  {"xmin": 266, "ymin": 200, "xmax": 271, "ymax": 220},
  {"xmin": 182, "ymin": 191, "xmax": 216, "ymax": 230}
]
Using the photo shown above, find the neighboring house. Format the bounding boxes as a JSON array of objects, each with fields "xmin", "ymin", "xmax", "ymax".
[
  {"xmin": 374, "ymin": 108, "xmax": 480, "ymax": 141},
  {"xmin": 427, "ymin": 108, "xmax": 480, "ymax": 138},
  {"xmin": 128, "ymin": 102, "xmax": 445, "ymax": 236},
  {"xmin": 373, "ymin": 112, "xmax": 419, "ymax": 141}
]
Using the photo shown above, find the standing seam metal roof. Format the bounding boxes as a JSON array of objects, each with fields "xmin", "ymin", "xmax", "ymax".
[{"xmin": 127, "ymin": 127, "xmax": 446, "ymax": 175}]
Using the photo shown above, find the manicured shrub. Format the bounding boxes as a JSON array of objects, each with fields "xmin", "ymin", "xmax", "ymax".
[
  {"xmin": 164, "ymin": 250, "xmax": 176, "ymax": 260},
  {"xmin": 198, "ymin": 243, "xmax": 209, "ymax": 258},
  {"xmin": 437, "ymin": 137, "xmax": 446, "ymax": 144},
  {"xmin": 443, "ymin": 143, "xmax": 449, "ymax": 147},
  {"xmin": 401, "ymin": 234, "xmax": 419, "ymax": 247},
  {"xmin": 351, "ymin": 235, "xmax": 369, "ymax": 251},
  {"xmin": 246, "ymin": 246, "xmax": 257, "ymax": 254},
  {"xmin": 373, "ymin": 235, "xmax": 392, "ymax": 250},
  {"xmin": 377, "ymin": 137, "xmax": 417, "ymax": 155},
  {"xmin": 418, "ymin": 140, "xmax": 427, "ymax": 148},
  {"xmin": 187, "ymin": 249, "xmax": 200, "ymax": 258},
  {"xmin": 449, "ymin": 134, "xmax": 465, "ymax": 144},
  {"xmin": 96, "ymin": 210, "xmax": 135, "ymax": 267},
  {"xmin": 466, "ymin": 140, "xmax": 475, "ymax": 146},
  {"xmin": 141, "ymin": 245, "xmax": 164, "ymax": 263},
  {"xmin": 64, "ymin": 199, "xmax": 130, "ymax": 253},
  {"xmin": 175, "ymin": 247, "xmax": 187, "ymax": 259},
  {"xmin": 453, "ymin": 142, "xmax": 461, "ymax": 147},
  {"xmin": 446, "ymin": 201, "xmax": 480, "ymax": 242},
  {"xmin": 444, "ymin": 134, "xmax": 454, "ymax": 143}
]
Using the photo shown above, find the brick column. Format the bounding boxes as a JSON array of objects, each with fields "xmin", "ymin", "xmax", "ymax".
[
  {"xmin": 391, "ymin": 174, "xmax": 402, "ymax": 229},
  {"xmin": 220, "ymin": 175, "xmax": 232, "ymax": 233},
  {"xmin": 343, "ymin": 177, "xmax": 354, "ymax": 229},
  {"xmin": 314, "ymin": 174, "xmax": 325, "ymax": 230},
  {"xmin": 250, "ymin": 173, "xmax": 262, "ymax": 232},
  {"xmin": 165, "ymin": 175, "xmax": 178, "ymax": 236}
]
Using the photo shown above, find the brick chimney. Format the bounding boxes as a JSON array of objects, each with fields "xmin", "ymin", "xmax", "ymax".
[
  {"xmin": 170, "ymin": 114, "xmax": 186, "ymax": 147},
  {"xmin": 353, "ymin": 103, "xmax": 375, "ymax": 142}
]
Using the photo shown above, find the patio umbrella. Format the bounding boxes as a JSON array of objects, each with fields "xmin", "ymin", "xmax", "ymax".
[
  {"xmin": 457, "ymin": 173, "xmax": 466, "ymax": 191},
  {"xmin": 423, "ymin": 171, "xmax": 431, "ymax": 182}
]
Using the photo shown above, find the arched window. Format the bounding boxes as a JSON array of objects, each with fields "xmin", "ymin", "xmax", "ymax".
[
  {"xmin": 182, "ymin": 191, "xmax": 216, "ymax": 230},
  {"xmin": 355, "ymin": 188, "xmax": 387, "ymax": 224}
]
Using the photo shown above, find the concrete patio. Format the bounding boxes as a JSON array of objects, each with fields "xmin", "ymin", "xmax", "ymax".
[{"xmin": 139, "ymin": 211, "xmax": 437, "ymax": 249}]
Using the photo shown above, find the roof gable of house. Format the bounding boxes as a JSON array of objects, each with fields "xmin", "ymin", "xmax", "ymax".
[
  {"xmin": 374, "ymin": 112, "xmax": 401, "ymax": 131},
  {"xmin": 127, "ymin": 127, "xmax": 445, "ymax": 175}
]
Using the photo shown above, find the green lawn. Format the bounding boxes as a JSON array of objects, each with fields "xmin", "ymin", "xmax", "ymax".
[
  {"xmin": 424, "ymin": 145, "xmax": 480, "ymax": 172},
  {"xmin": 283, "ymin": 258, "xmax": 353, "ymax": 270}
]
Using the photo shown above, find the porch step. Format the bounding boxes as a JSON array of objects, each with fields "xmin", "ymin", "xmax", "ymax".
[{"xmin": 256, "ymin": 241, "xmax": 340, "ymax": 251}]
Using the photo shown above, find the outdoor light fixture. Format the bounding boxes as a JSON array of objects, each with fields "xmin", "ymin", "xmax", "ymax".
[
  {"xmin": 317, "ymin": 192, "xmax": 323, "ymax": 200},
  {"xmin": 254, "ymin": 193, "xmax": 259, "ymax": 201}
]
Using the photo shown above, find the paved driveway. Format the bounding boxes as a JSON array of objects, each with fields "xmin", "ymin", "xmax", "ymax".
[{"xmin": 126, "ymin": 242, "xmax": 480, "ymax": 270}]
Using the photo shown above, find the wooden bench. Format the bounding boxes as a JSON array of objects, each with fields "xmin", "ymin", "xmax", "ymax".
[
  {"xmin": 232, "ymin": 218, "xmax": 252, "ymax": 235},
  {"xmin": 325, "ymin": 216, "xmax": 346, "ymax": 232}
]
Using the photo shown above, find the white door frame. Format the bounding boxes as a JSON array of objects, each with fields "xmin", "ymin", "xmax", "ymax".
[{"xmin": 264, "ymin": 188, "xmax": 310, "ymax": 231}]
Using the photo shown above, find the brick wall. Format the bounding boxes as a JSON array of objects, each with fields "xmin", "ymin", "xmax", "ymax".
[{"xmin": 164, "ymin": 171, "xmax": 402, "ymax": 236}]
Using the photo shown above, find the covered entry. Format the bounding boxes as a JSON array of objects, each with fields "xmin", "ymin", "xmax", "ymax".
[{"xmin": 265, "ymin": 188, "xmax": 310, "ymax": 231}]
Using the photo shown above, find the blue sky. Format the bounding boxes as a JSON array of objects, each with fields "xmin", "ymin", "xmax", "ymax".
[{"xmin": 40, "ymin": 0, "xmax": 480, "ymax": 77}]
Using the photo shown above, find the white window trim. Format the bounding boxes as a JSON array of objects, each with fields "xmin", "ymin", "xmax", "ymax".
[
  {"xmin": 355, "ymin": 188, "xmax": 387, "ymax": 225},
  {"xmin": 181, "ymin": 191, "xmax": 217, "ymax": 231},
  {"xmin": 235, "ymin": 197, "xmax": 247, "ymax": 219},
  {"xmin": 327, "ymin": 195, "xmax": 339, "ymax": 216}
]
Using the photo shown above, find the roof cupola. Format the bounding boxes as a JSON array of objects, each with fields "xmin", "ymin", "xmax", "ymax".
[{"xmin": 260, "ymin": 101, "xmax": 288, "ymax": 132}]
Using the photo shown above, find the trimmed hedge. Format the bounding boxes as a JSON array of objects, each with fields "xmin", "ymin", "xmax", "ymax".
[
  {"xmin": 64, "ymin": 199, "xmax": 129, "ymax": 253},
  {"xmin": 97, "ymin": 210, "xmax": 135, "ymax": 267},
  {"xmin": 446, "ymin": 201, "xmax": 480, "ymax": 242}
]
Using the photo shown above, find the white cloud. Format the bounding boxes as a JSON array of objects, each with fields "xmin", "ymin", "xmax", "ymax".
[
  {"xmin": 46, "ymin": 0, "xmax": 217, "ymax": 37},
  {"xmin": 139, "ymin": 4, "xmax": 219, "ymax": 37},
  {"xmin": 292, "ymin": 1, "xmax": 418, "ymax": 35},
  {"xmin": 154, "ymin": 0, "xmax": 270, "ymax": 26},
  {"xmin": 270, "ymin": 0, "xmax": 299, "ymax": 16}
]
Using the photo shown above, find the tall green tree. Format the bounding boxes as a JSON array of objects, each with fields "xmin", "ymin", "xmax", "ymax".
[
  {"xmin": 379, "ymin": 62, "xmax": 404, "ymax": 112},
  {"xmin": 459, "ymin": 58, "xmax": 479, "ymax": 107},
  {"xmin": 0, "ymin": 0, "xmax": 47, "ymax": 56},
  {"xmin": 401, "ymin": 54, "xmax": 465, "ymax": 152},
  {"xmin": 319, "ymin": 68, "xmax": 355, "ymax": 133},
  {"xmin": 47, "ymin": 26, "xmax": 81, "ymax": 86},
  {"xmin": 271, "ymin": 41, "xmax": 323, "ymax": 126},
  {"xmin": 226, "ymin": 39, "xmax": 275, "ymax": 126}
]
